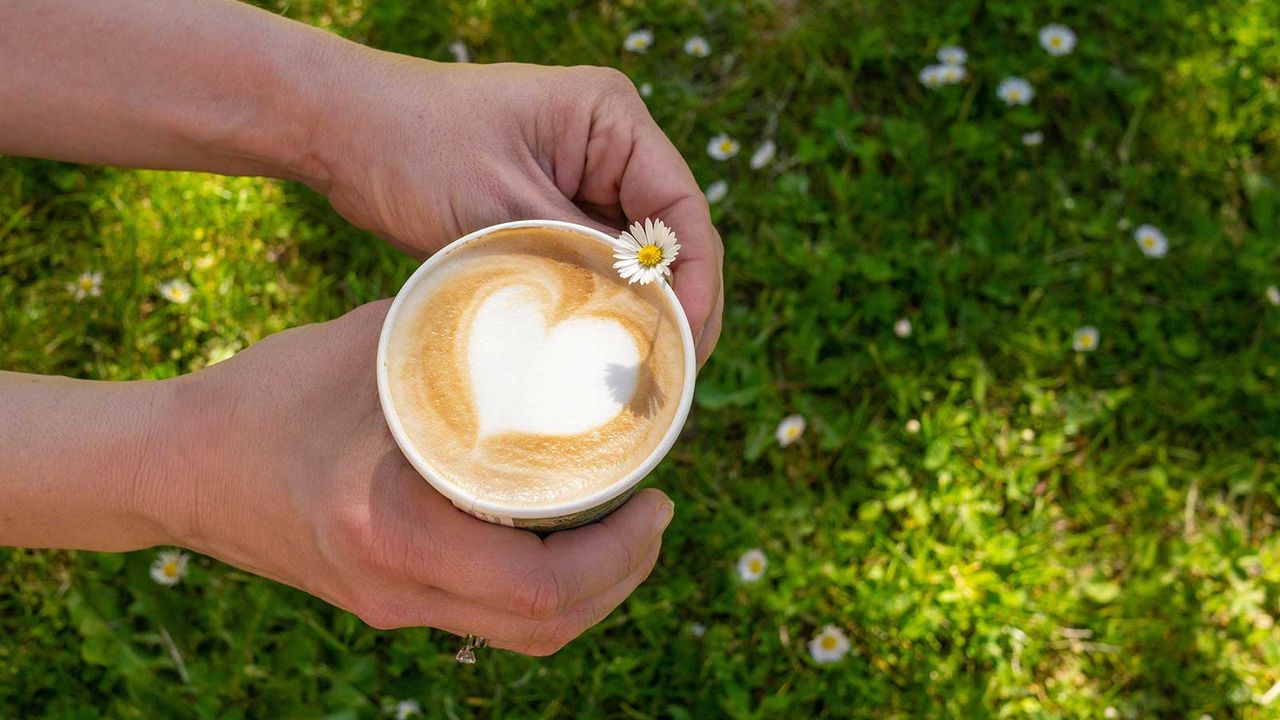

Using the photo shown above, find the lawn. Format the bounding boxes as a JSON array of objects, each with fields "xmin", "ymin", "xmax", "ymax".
[{"xmin": 3, "ymin": 0, "xmax": 1280, "ymax": 717}]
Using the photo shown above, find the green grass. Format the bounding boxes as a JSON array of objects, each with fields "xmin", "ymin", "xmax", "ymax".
[{"xmin": 4, "ymin": 0, "xmax": 1280, "ymax": 717}]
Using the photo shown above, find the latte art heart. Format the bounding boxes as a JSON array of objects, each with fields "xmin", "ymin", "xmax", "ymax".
[
  {"xmin": 468, "ymin": 285, "xmax": 640, "ymax": 438},
  {"xmin": 386, "ymin": 228, "xmax": 686, "ymax": 509}
]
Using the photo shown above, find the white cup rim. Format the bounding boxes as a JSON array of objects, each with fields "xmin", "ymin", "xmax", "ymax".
[{"xmin": 376, "ymin": 219, "xmax": 697, "ymax": 521}]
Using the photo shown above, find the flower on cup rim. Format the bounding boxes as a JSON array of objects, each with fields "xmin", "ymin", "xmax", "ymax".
[{"xmin": 612, "ymin": 218, "xmax": 680, "ymax": 285}]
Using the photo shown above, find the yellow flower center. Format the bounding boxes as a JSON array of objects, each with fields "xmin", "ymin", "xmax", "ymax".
[
  {"xmin": 749, "ymin": 559, "xmax": 763, "ymax": 573},
  {"xmin": 1009, "ymin": 90, "xmax": 1022, "ymax": 101},
  {"xmin": 163, "ymin": 561, "xmax": 179, "ymax": 577},
  {"xmin": 1051, "ymin": 36, "xmax": 1062, "ymax": 47},
  {"xmin": 719, "ymin": 140, "xmax": 734, "ymax": 153},
  {"xmin": 1080, "ymin": 335, "xmax": 1094, "ymax": 348},
  {"xmin": 79, "ymin": 277, "xmax": 95, "ymax": 290},
  {"xmin": 821, "ymin": 635, "xmax": 838, "ymax": 651},
  {"xmin": 1142, "ymin": 237, "xmax": 1155, "ymax": 248},
  {"xmin": 785, "ymin": 425, "xmax": 800, "ymax": 439},
  {"xmin": 637, "ymin": 245, "xmax": 663, "ymax": 268}
]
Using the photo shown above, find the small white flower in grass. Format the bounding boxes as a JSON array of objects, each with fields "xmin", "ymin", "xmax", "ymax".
[
  {"xmin": 906, "ymin": 419, "xmax": 921, "ymax": 434},
  {"xmin": 1021, "ymin": 131, "xmax": 1044, "ymax": 146},
  {"xmin": 1117, "ymin": 217, "xmax": 1132, "ymax": 231},
  {"xmin": 150, "ymin": 550, "xmax": 189, "ymax": 586},
  {"xmin": 1021, "ymin": 428, "xmax": 1036, "ymax": 442},
  {"xmin": 1062, "ymin": 197, "xmax": 1077, "ymax": 210},
  {"xmin": 775, "ymin": 414, "xmax": 805, "ymax": 447},
  {"xmin": 624, "ymin": 29, "xmax": 654, "ymax": 53},
  {"xmin": 997, "ymin": 77, "xmax": 1034, "ymax": 105},
  {"xmin": 612, "ymin": 218, "xmax": 680, "ymax": 285},
  {"xmin": 1134, "ymin": 224, "xmax": 1168, "ymax": 258},
  {"xmin": 939, "ymin": 63, "xmax": 967, "ymax": 84},
  {"xmin": 159, "ymin": 279, "xmax": 194, "ymax": 305},
  {"xmin": 808, "ymin": 625, "xmax": 850, "ymax": 664},
  {"xmin": 448, "ymin": 40, "xmax": 469, "ymax": 63},
  {"xmin": 1039, "ymin": 24, "xmax": 1077, "ymax": 56},
  {"xmin": 1267, "ymin": 285, "xmax": 1280, "ymax": 306},
  {"xmin": 1103, "ymin": 707, "xmax": 1118, "ymax": 720},
  {"xmin": 689, "ymin": 622, "xmax": 707, "ymax": 637},
  {"xmin": 750, "ymin": 140, "xmax": 777, "ymax": 170},
  {"xmin": 638, "ymin": 82, "xmax": 653, "ymax": 98},
  {"xmin": 704, "ymin": 179, "xmax": 728, "ymax": 204},
  {"xmin": 68, "ymin": 271, "xmax": 103, "ymax": 300},
  {"xmin": 683, "ymin": 36, "xmax": 711, "ymax": 58},
  {"xmin": 919, "ymin": 64, "xmax": 946, "ymax": 89},
  {"xmin": 894, "ymin": 318, "xmax": 912, "ymax": 338},
  {"xmin": 937, "ymin": 45, "xmax": 967, "ymax": 65},
  {"xmin": 707, "ymin": 133, "xmax": 740, "ymax": 161},
  {"xmin": 394, "ymin": 699, "xmax": 423, "ymax": 720},
  {"xmin": 1072, "ymin": 326, "xmax": 1099, "ymax": 353},
  {"xmin": 737, "ymin": 549, "xmax": 767, "ymax": 582}
]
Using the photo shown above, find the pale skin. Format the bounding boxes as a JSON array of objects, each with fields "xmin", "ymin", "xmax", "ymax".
[{"xmin": 0, "ymin": 0, "xmax": 723, "ymax": 656}]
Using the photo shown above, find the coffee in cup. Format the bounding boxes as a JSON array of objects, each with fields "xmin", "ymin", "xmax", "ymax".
[{"xmin": 378, "ymin": 220, "xmax": 695, "ymax": 531}]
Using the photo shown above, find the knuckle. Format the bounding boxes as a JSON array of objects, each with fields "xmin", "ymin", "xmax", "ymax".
[
  {"xmin": 510, "ymin": 568, "xmax": 571, "ymax": 621},
  {"xmin": 352, "ymin": 600, "xmax": 401, "ymax": 631},
  {"xmin": 585, "ymin": 65, "xmax": 634, "ymax": 94}
]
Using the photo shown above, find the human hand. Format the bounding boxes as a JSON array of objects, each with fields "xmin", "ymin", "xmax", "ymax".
[
  {"xmin": 150, "ymin": 301, "xmax": 673, "ymax": 656},
  {"xmin": 308, "ymin": 56, "xmax": 723, "ymax": 364}
]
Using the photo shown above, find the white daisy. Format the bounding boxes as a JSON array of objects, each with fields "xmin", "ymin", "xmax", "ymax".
[
  {"xmin": 905, "ymin": 419, "xmax": 921, "ymax": 434},
  {"xmin": 150, "ymin": 550, "xmax": 189, "ymax": 586},
  {"xmin": 1116, "ymin": 217, "xmax": 1132, "ymax": 231},
  {"xmin": 736, "ymin": 549, "xmax": 767, "ymax": 582},
  {"xmin": 937, "ymin": 45, "xmax": 968, "ymax": 65},
  {"xmin": 704, "ymin": 179, "xmax": 729, "ymax": 204},
  {"xmin": 1267, "ymin": 285, "xmax": 1280, "ymax": 306},
  {"xmin": 894, "ymin": 318, "xmax": 913, "ymax": 338},
  {"xmin": 919, "ymin": 64, "xmax": 946, "ymax": 89},
  {"xmin": 623, "ymin": 29, "xmax": 654, "ymax": 53},
  {"xmin": 1020, "ymin": 428, "xmax": 1036, "ymax": 442},
  {"xmin": 707, "ymin": 133, "xmax": 740, "ymax": 161},
  {"xmin": 1072, "ymin": 326, "xmax": 1099, "ymax": 353},
  {"xmin": 68, "ymin": 271, "xmax": 103, "ymax": 300},
  {"xmin": 1103, "ymin": 708, "xmax": 1118, "ymax": 720},
  {"xmin": 1134, "ymin": 224, "xmax": 1168, "ymax": 258},
  {"xmin": 611, "ymin": 218, "xmax": 680, "ymax": 285},
  {"xmin": 939, "ymin": 63, "xmax": 967, "ymax": 84},
  {"xmin": 638, "ymin": 82, "xmax": 653, "ymax": 98},
  {"xmin": 683, "ymin": 36, "xmax": 711, "ymax": 58},
  {"xmin": 1021, "ymin": 131, "xmax": 1045, "ymax": 146},
  {"xmin": 997, "ymin": 77, "xmax": 1034, "ymax": 105},
  {"xmin": 394, "ymin": 700, "xmax": 422, "ymax": 720},
  {"xmin": 1039, "ymin": 24, "xmax": 1077, "ymax": 56},
  {"xmin": 775, "ymin": 414, "xmax": 806, "ymax": 447},
  {"xmin": 749, "ymin": 140, "xmax": 777, "ymax": 170},
  {"xmin": 448, "ymin": 40, "xmax": 469, "ymax": 63},
  {"xmin": 808, "ymin": 625, "xmax": 851, "ymax": 664},
  {"xmin": 689, "ymin": 622, "xmax": 707, "ymax": 637},
  {"xmin": 159, "ymin": 279, "xmax": 194, "ymax": 304}
]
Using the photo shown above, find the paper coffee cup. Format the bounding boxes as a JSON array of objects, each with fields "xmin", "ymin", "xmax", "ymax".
[{"xmin": 377, "ymin": 219, "xmax": 696, "ymax": 532}]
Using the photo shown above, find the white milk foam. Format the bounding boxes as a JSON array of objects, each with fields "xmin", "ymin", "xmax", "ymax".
[{"xmin": 468, "ymin": 285, "xmax": 640, "ymax": 437}]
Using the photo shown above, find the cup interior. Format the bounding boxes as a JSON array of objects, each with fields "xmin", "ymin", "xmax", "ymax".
[{"xmin": 376, "ymin": 219, "xmax": 697, "ymax": 522}]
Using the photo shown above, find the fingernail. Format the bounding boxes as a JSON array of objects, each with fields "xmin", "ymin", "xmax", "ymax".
[{"xmin": 654, "ymin": 502, "xmax": 675, "ymax": 533}]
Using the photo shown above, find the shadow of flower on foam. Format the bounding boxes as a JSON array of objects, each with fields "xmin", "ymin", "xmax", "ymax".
[{"xmin": 606, "ymin": 362, "xmax": 663, "ymax": 419}]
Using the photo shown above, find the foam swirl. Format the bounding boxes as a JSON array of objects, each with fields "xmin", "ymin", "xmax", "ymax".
[{"xmin": 387, "ymin": 227, "xmax": 686, "ymax": 508}]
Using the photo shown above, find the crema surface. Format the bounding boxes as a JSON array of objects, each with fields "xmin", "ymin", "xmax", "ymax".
[{"xmin": 386, "ymin": 227, "xmax": 686, "ymax": 509}]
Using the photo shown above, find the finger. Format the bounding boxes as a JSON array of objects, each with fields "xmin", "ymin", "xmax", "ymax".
[
  {"xmin": 574, "ymin": 103, "xmax": 723, "ymax": 348},
  {"xmin": 412, "ymin": 481, "xmax": 672, "ymax": 620},
  {"xmin": 367, "ymin": 537, "xmax": 664, "ymax": 656},
  {"xmin": 696, "ymin": 282, "xmax": 724, "ymax": 369}
]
